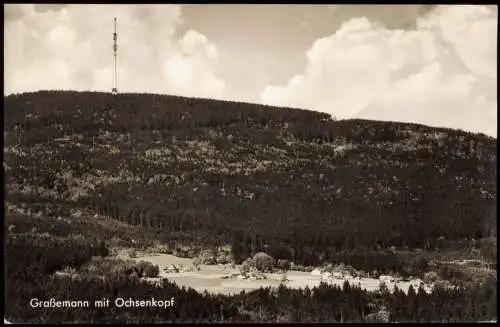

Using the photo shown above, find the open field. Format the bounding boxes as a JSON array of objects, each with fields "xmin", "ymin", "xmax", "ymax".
[{"xmin": 133, "ymin": 253, "xmax": 434, "ymax": 295}]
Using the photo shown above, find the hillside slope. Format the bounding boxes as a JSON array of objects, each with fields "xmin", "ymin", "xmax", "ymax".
[{"xmin": 4, "ymin": 91, "xmax": 497, "ymax": 267}]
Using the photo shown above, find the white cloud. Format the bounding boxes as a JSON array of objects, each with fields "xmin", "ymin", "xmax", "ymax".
[
  {"xmin": 261, "ymin": 5, "xmax": 497, "ymax": 137},
  {"xmin": 4, "ymin": 4, "xmax": 226, "ymax": 99}
]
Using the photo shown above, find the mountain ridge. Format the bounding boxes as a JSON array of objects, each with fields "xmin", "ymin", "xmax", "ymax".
[{"xmin": 5, "ymin": 90, "xmax": 497, "ymax": 139}]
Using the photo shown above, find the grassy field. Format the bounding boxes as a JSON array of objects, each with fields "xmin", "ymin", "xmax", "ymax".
[{"xmin": 131, "ymin": 253, "xmax": 436, "ymax": 295}]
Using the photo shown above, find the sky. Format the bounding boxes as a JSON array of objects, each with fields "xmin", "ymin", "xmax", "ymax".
[{"xmin": 4, "ymin": 4, "xmax": 498, "ymax": 137}]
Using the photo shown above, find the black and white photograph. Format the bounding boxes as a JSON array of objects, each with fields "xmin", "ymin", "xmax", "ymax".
[{"xmin": 3, "ymin": 3, "xmax": 497, "ymax": 323}]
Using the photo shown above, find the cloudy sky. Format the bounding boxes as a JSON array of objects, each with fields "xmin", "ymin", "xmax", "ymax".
[{"xmin": 4, "ymin": 4, "xmax": 497, "ymax": 137}]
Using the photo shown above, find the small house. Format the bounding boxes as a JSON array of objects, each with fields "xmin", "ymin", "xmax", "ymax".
[
  {"xmin": 163, "ymin": 264, "xmax": 179, "ymax": 273},
  {"xmin": 332, "ymin": 272, "xmax": 343, "ymax": 279},
  {"xmin": 379, "ymin": 275, "xmax": 395, "ymax": 283}
]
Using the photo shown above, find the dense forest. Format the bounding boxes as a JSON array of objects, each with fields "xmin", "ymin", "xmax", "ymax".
[
  {"xmin": 3, "ymin": 90, "xmax": 497, "ymax": 322},
  {"xmin": 4, "ymin": 91, "xmax": 496, "ymax": 265}
]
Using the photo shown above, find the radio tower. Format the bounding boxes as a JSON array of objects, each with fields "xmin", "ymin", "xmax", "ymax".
[{"xmin": 112, "ymin": 17, "xmax": 118, "ymax": 95}]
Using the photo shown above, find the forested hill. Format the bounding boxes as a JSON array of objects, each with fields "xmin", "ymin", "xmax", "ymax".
[{"xmin": 4, "ymin": 91, "xmax": 497, "ymax": 266}]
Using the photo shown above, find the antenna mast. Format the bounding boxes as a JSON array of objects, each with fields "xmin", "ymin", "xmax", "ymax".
[{"xmin": 112, "ymin": 17, "xmax": 118, "ymax": 95}]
